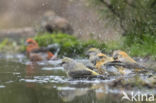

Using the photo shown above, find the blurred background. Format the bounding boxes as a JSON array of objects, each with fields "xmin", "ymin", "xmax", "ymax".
[
  {"xmin": 0, "ymin": 0, "xmax": 121, "ymax": 41},
  {"xmin": 0, "ymin": 0, "xmax": 155, "ymax": 58}
]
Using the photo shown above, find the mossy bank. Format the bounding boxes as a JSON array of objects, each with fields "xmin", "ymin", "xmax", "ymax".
[
  {"xmin": 34, "ymin": 32, "xmax": 156, "ymax": 59},
  {"xmin": 34, "ymin": 32, "xmax": 107, "ymax": 57},
  {"xmin": 0, "ymin": 32, "xmax": 155, "ymax": 60}
]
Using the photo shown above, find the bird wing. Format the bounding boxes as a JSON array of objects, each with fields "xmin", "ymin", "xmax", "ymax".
[
  {"xmin": 105, "ymin": 61, "xmax": 147, "ymax": 70},
  {"xmin": 69, "ymin": 70, "xmax": 92, "ymax": 78},
  {"xmin": 75, "ymin": 62, "xmax": 99, "ymax": 76},
  {"xmin": 30, "ymin": 47, "xmax": 49, "ymax": 53}
]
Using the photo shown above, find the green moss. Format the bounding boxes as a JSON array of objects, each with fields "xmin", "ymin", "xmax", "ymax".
[{"xmin": 34, "ymin": 32, "xmax": 107, "ymax": 57}]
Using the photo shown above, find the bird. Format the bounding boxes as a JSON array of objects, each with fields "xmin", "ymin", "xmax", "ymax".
[
  {"xmin": 61, "ymin": 57, "xmax": 99, "ymax": 79},
  {"xmin": 95, "ymin": 53, "xmax": 114, "ymax": 68},
  {"xmin": 111, "ymin": 50, "xmax": 146, "ymax": 72},
  {"xmin": 95, "ymin": 53, "xmax": 114, "ymax": 74},
  {"xmin": 94, "ymin": 51, "xmax": 135, "ymax": 75},
  {"xmin": 86, "ymin": 48, "xmax": 101, "ymax": 65},
  {"xmin": 113, "ymin": 50, "xmax": 137, "ymax": 63},
  {"xmin": 86, "ymin": 48, "xmax": 118, "ymax": 75},
  {"xmin": 26, "ymin": 38, "xmax": 55, "ymax": 62}
]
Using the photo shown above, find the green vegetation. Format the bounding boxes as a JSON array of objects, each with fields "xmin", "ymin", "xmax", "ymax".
[
  {"xmin": 90, "ymin": 0, "xmax": 156, "ymax": 36},
  {"xmin": 0, "ymin": 39, "xmax": 9, "ymax": 50},
  {"xmin": 89, "ymin": 0, "xmax": 156, "ymax": 59},
  {"xmin": 0, "ymin": 38, "xmax": 20, "ymax": 53},
  {"xmin": 0, "ymin": 32, "xmax": 155, "ymax": 59},
  {"xmin": 34, "ymin": 32, "xmax": 156, "ymax": 59},
  {"xmin": 123, "ymin": 34, "xmax": 156, "ymax": 58},
  {"xmin": 105, "ymin": 34, "xmax": 156, "ymax": 59},
  {"xmin": 34, "ymin": 32, "xmax": 107, "ymax": 57}
]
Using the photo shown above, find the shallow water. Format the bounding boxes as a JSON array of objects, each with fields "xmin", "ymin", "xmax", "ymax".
[{"xmin": 0, "ymin": 54, "xmax": 155, "ymax": 103}]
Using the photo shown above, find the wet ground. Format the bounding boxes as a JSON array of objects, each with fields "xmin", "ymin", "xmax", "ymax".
[{"xmin": 0, "ymin": 54, "xmax": 156, "ymax": 103}]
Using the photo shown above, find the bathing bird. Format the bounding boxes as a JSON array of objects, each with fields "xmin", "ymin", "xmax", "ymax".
[
  {"xmin": 95, "ymin": 51, "xmax": 144, "ymax": 75},
  {"xmin": 26, "ymin": 38, "xmax": 55, "ymax": 61},
  {"xmin": 86, "ymin": 48, "xmax": 116, "ymax": 74},
  {"xmin": 62, "ymin": 57, "xmax": 99, "ymax": 79},
  {"xmin": 86, "ymin": 48, "xmax": 101, "ymax": 65},
  {"xmin": 111, "ymin": 50, "xmax": 146, "ymax": 72},
  {"xmin": 95, "ymin": 53, "xmax": 114, "ymax": 74},
  {"xmin": 113, "ymin": 50, "xmax": 137, "ymax": 63}
]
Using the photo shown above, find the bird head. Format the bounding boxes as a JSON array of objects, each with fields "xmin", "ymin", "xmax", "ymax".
[
  {"xmin": 113, "ymin": 50, "xmax": 136, "ymax": 63},
  {"xmin": 96, "ymin": 53, "xmax": 114, "ymax": 64},
  {"xmin": 96, "ymin": 53, "xmax": 109, "ymax": 61},
  {"xmin": 26, "ymin": 38, "xmax": 39, "ymax": 53},
  {"xmin": 26, "ymin": 38, "xmax": 38, "ymax": 46},
  {"xmin": 61, "ymin": 57, "xmax": 73, "ymax": 65},
  {"xmin": 61, "ymin": 57, "xmax": 76, "ymax": 72},
  {"xmin": 86, "ymin": 48, "xmax": 101, "ymax": 56},
  {"xmin": 113, "ymin": 50, "xmax": 129, "ymax": 60}
]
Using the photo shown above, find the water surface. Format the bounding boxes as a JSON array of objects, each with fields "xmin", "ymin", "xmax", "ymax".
[{"xmin": 0, "ymin": 54, "xmax": 155, "ymax": 103}]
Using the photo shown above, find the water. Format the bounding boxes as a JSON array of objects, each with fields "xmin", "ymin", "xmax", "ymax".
[{"xmin": 0, "ymin": 54, "xmax": 155, "ymax": 103}]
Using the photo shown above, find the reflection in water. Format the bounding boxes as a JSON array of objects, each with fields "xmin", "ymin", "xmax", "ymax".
[
  {"xmin": 58, "ymin": 83, "xmax": 92, "ymax": 102},
  {"xmin": 58, "ymin": 87, "xmax": 89, "ymax": 102},
  {"xmin": 26, "ymin": 63, "xmax": 38, "ymax": 77},
  {"xmin": 25, "ymin": 63, "xmax": 38, "ymax": 88}
]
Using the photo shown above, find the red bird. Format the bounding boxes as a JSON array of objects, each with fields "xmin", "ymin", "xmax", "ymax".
[{"xmin": 26, "ymin": 38, "xmax": 54, "ymax": 61}]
